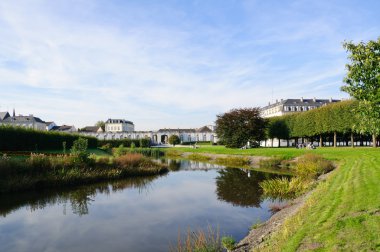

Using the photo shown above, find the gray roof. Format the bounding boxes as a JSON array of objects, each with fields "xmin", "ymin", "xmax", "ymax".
[
  {"xmin": 106, "ymin": 119, "xmax": 134, "ymax": 125},
  {"xmin": 158, "ymin": 128, "xmax": 196, "ymax": 133},
  {"xmin": 45, "ymin": 121, "xmax": 55, "ymax": 126},
  {"xmin": 2, "ymin": 115, "xmax": 45, "ymax": 124},
  {"xmin": 51, "ymin": 125, "xmax": 74, "ymax": 131},
  {"xmin": 0, "ymin": 112, "xmax": 10, "ymax": 121},
  {"xmin": 81, "ymin": 126, "xmax": 102, "ymax": 133},
  {"xmin": 261, "ymin": 98, "xmax": 341, "ymax": 110},
  {"xmin": 196, "ymin": 126, "xmax": 213, "ymax": 133}
]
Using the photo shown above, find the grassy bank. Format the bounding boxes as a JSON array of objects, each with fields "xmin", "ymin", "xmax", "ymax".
[
  {"xmin": 256, "ymin": 148, "xmax": 380, "ymax": 251},
  {"xmin": 0, "ymin": 153, "xmax": 168, "ymax": 193}
]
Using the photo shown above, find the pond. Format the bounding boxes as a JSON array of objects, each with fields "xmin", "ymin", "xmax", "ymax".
[{"xmin": 0, "ymin": 159, "xmax": 283, "ymax": 252}]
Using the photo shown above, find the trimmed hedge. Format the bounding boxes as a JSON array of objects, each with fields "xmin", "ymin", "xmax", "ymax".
[
  {"xmin": 98, "ymin": 138, "xmax": 151, "ymax": 148},
  {"xmin": 0, "ymin": 126, "xmax": 98, "ymax": 151}
]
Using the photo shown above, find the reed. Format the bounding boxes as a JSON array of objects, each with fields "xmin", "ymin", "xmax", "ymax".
[
  {"xmin": 171, "ymin": 225, "xmax": 222, "ymax": 252},
  {"xmin": 187, "ymin": 153, "xmax": 212, "ymax": 162}
]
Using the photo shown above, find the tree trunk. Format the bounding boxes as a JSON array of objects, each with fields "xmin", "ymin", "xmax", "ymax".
[
  {"xmin": 351, "ymin": 133, "xmax": 354, "ymax": 148},
  {"xmin": 333, "ymin": 132, "xmax": 337, "ymax": 148},
  {"xmin": 372, "ymin": 134, "xmax": 377, "ymax": 148},
  {"xmin": 278, "ymin": 138, "xmax": 281, "ymax": 148},
  {"xmin": 319, "ymin": 135, "xmax": 323, "ymax": 147},
  {"xmin": 271, "ymin": 138, "xmax": 274, "ymax": 147},
  {"xmin": 264, "ymin": 139, "xmax": 267, "ymax": 147},
  {"xmin": 360, "ymin": 135, "xmax": 363, "ymax": 146},
  {"xmin": 287, "ymin": 139, "xmax": 289, "ymax": 147}
]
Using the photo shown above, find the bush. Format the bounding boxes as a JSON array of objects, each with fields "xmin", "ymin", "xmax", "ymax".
[
  {"xmin": 295, "ymin": 154, "xmax": 334, "ymax": 179},
  {"xmin": 168, "ymin": 135, "xmax": 180, "ymax": 146},
  {"xmin": 0, "ymin": 125, "xmax": 97, "ymax": 151},
  {"xmin": 222, "ymin": 236, "xmax": 236, "ymax": 251},
  {"xmin": 187, "ymin": 153, "xmax": 212, "ymax": 162},
  {"xmin": 114, "ymin": 154, "xmax": 144, "ymax": 169},
  {"xmin": 260, "ymin": 177, "xmax": 312, "ymax": 200},
  {"xmin": 70, "ymin": 138, "xmax": 89, "ymax": 163}
]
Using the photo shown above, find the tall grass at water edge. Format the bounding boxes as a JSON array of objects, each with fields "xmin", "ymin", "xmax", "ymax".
[
  {"xmin": 260, "ymin": 154, "xmax": 334, "ymax": 200},
  {"xmin": 170, "ymin": 226, "xmax": 223, "ymax": 252}
]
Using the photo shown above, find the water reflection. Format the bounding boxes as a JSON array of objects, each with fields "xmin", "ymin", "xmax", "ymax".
[
  {"xmin": 164, "ymin": 159, "xmax": 225, "ymax": 171},
  {"xmin": 215, "ymin": 168, "xmax": 278, "ymax": 207},
  {"xmin": 0, "ymin": 175, "xmax": 160, "ymax": 217}
]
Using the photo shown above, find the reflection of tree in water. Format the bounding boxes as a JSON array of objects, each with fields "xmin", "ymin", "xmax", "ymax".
[
  {"xmin": 168, "ymin": 159, "xmax": 181, "ymax": 171},
  {"xmin": 215, "ymin": 168, "xmax": 277, "ymax": 208},
  {"xmin": 0, "ymin": 175, "xmax": 160, "ymax": 217}
]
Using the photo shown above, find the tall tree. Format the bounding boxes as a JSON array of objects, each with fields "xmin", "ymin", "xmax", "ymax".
[
  {"xmin": 215, "ymin": 108, "xmax": 266, "ymax": 148},
  {"xmin": 341, "ymin": 38, "xmax": 380, "ymax": 147},
  {"xmin": 95, "ymin": 121, "xmax": 106, "ymax": 131}
]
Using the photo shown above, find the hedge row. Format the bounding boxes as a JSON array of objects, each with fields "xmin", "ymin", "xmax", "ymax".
[
  {"xmin": 98, "ymin": 138, "xmax": 151, "ymax": 148},
  {"xmin": 0, "ymin": 126, "xmax": 98, "ymax": 151}
]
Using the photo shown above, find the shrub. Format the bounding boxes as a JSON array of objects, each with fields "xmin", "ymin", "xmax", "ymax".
[
  {"xmin": 260, "ymin": 177, "xmax": 312, "ymax": 200},
  {"xmin": 0, "ymin": 125, "xmax": 97, "ymax": 151},
  {"xmin": 70, "ymin": 137, "xmax": 89, "ymax": 163},
  {"xmin": 168, "ymin": 135, "xmax": 181, "ymax": 146},
  {"xmin": 222, "ymin": 236, "xmax": 236, "ymax": 251},
  {"xmin": 295, "ymin": 154, "xmax": 334, "ymax": 179},
  {"xmin": 114, "ymin": 154, "xmax": 143, "ymax": 169}
]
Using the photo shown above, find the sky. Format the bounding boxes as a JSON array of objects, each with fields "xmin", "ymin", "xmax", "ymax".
[{"xmin": 0, "ymin": 0, "xmax": 379, "ymax": 130}]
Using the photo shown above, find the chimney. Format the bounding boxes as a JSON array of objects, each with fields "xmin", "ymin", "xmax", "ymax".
[
  {"xmin": 268, "ymin": 101, "xmax": 270, "ymax": 105},
  {"xmin": 313, "ymin": 97, "xmax": 316, "ymax": 102},
  {"xmin": 276, "ymin": 99, "xmax": 278, "ymax": 103},
  {"xmin": 301, "ymin": 97, "xmax": 304, "ymax": 102}
]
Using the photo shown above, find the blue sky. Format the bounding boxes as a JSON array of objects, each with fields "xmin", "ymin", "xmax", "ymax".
[{"xmin": 0, "ymin": 0, "xmax": 379, "ymax": 130}]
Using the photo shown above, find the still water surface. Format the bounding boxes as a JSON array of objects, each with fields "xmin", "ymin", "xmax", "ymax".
[{"xmin": 0, "ymin": 160, "xmax": 282, "ymax": 252}]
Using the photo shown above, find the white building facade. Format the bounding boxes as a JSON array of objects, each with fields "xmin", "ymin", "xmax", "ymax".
[{"xmin": 105, "ymin": 119, "xmax": 134, "ymax": 132}]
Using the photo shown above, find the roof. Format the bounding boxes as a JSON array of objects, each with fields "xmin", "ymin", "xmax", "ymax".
[
  {"xmin": 51, "ymin": 125, "xmax": 75, "ymax": 131},
  {"xmin": 2, "ymin": 115, "xmax": 45, "ymax": 124},
  {"xmin": 158, "ymin": 128, "xmax": 196, "ymax": 133},
  {"xmin": 106, "ymin": 119, "xmax": 134, "ymax": 125},
  {"xmin": 81, "ymin": 126, "xmax": 103, "ymax": 133},
  {"xmin": 0, "ymin": 112, "xmax": 10, "ymax": 121},
  {"xmin": 45, "ymin": 121, "xmax": 55, "ymax": 126},
  {"xmin": 261, "ymin": 98, "xmax": 341, "ymax": 110},
  {"xmin": 196, "ymin": 126, "xmax": 213, "ymax": 133}
]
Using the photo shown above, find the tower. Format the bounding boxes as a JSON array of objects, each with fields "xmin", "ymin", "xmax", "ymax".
[{"xmin": 13, "ymin": 108, "xmax": 15, "ymax": 117}]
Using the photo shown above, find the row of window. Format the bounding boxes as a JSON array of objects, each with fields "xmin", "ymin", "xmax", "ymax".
[{"xmin": 283, "ymin": 106, "xmax": 317, "ymax": 112}]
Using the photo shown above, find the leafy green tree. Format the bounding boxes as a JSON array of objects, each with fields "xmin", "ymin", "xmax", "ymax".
[
  {"xmin": 70, "ymin": 137, "xmax": 89, "ymax": 163},
  {"xmin": 95, "ymin": 121, "xmax": 106, "ymax": 131},
  {"xmin": 215, "ymin": 108, "xmax": 266, "ymax": 148},
  {"xmin": 341, "ymin": 38, "xmax": 380, "ymax": 147},
  {"xmin": 168, "ymin": 135, "xmax": 180, "ymax": 146},
  {"xmin": 267, "ymin": 117, "xmax": 290, "ymax": 147}
]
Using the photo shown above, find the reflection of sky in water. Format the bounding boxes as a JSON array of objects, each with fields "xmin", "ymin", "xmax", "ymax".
[{"xmin": 0, "ymin": 167, "xmax": 280, "ymax": 252}]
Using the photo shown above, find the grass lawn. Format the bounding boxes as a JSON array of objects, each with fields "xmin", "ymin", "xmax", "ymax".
[{"xmin": 171, "ymin": 146, "xmax": 380, "ymax": 251}]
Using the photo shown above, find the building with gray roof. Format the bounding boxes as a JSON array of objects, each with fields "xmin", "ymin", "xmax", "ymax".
[{"xmin": 261, "ymin": 97, "xmax": 341, "ymax": 118}]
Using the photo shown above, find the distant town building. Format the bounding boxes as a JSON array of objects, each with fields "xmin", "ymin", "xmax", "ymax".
[
  {"xmin": 45, "ymin": 121, "xmax": 57, "ymax": 131},
  {"xmin": 50, "ymin": 125, "xmax": 77, "ymax": 133},
  {"xmin": 80, "ymin": 125, "xmax": 217, "ymax": 144},
  {"xmin": 105, "ymin": 119, "xmax": 134, "ymax": 132},
  {"xmin": 80, "ymin": 126, "xmax": 104, "ymax": 133},
  {"xmin": 0, "ymin": 110, "xmax": 46, "ymax": 131},
  {"xmin": 0, "ymin": 112, "xmax": 10, "ymax": 121},
  {"xmin": 260, "ymin": 97, "xmax": 341, "ymax": 118}
]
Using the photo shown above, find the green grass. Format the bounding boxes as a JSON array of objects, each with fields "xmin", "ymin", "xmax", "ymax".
[{"xmin": 252, "ymin": 148, "xmax": 380, "ymax": 251}]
